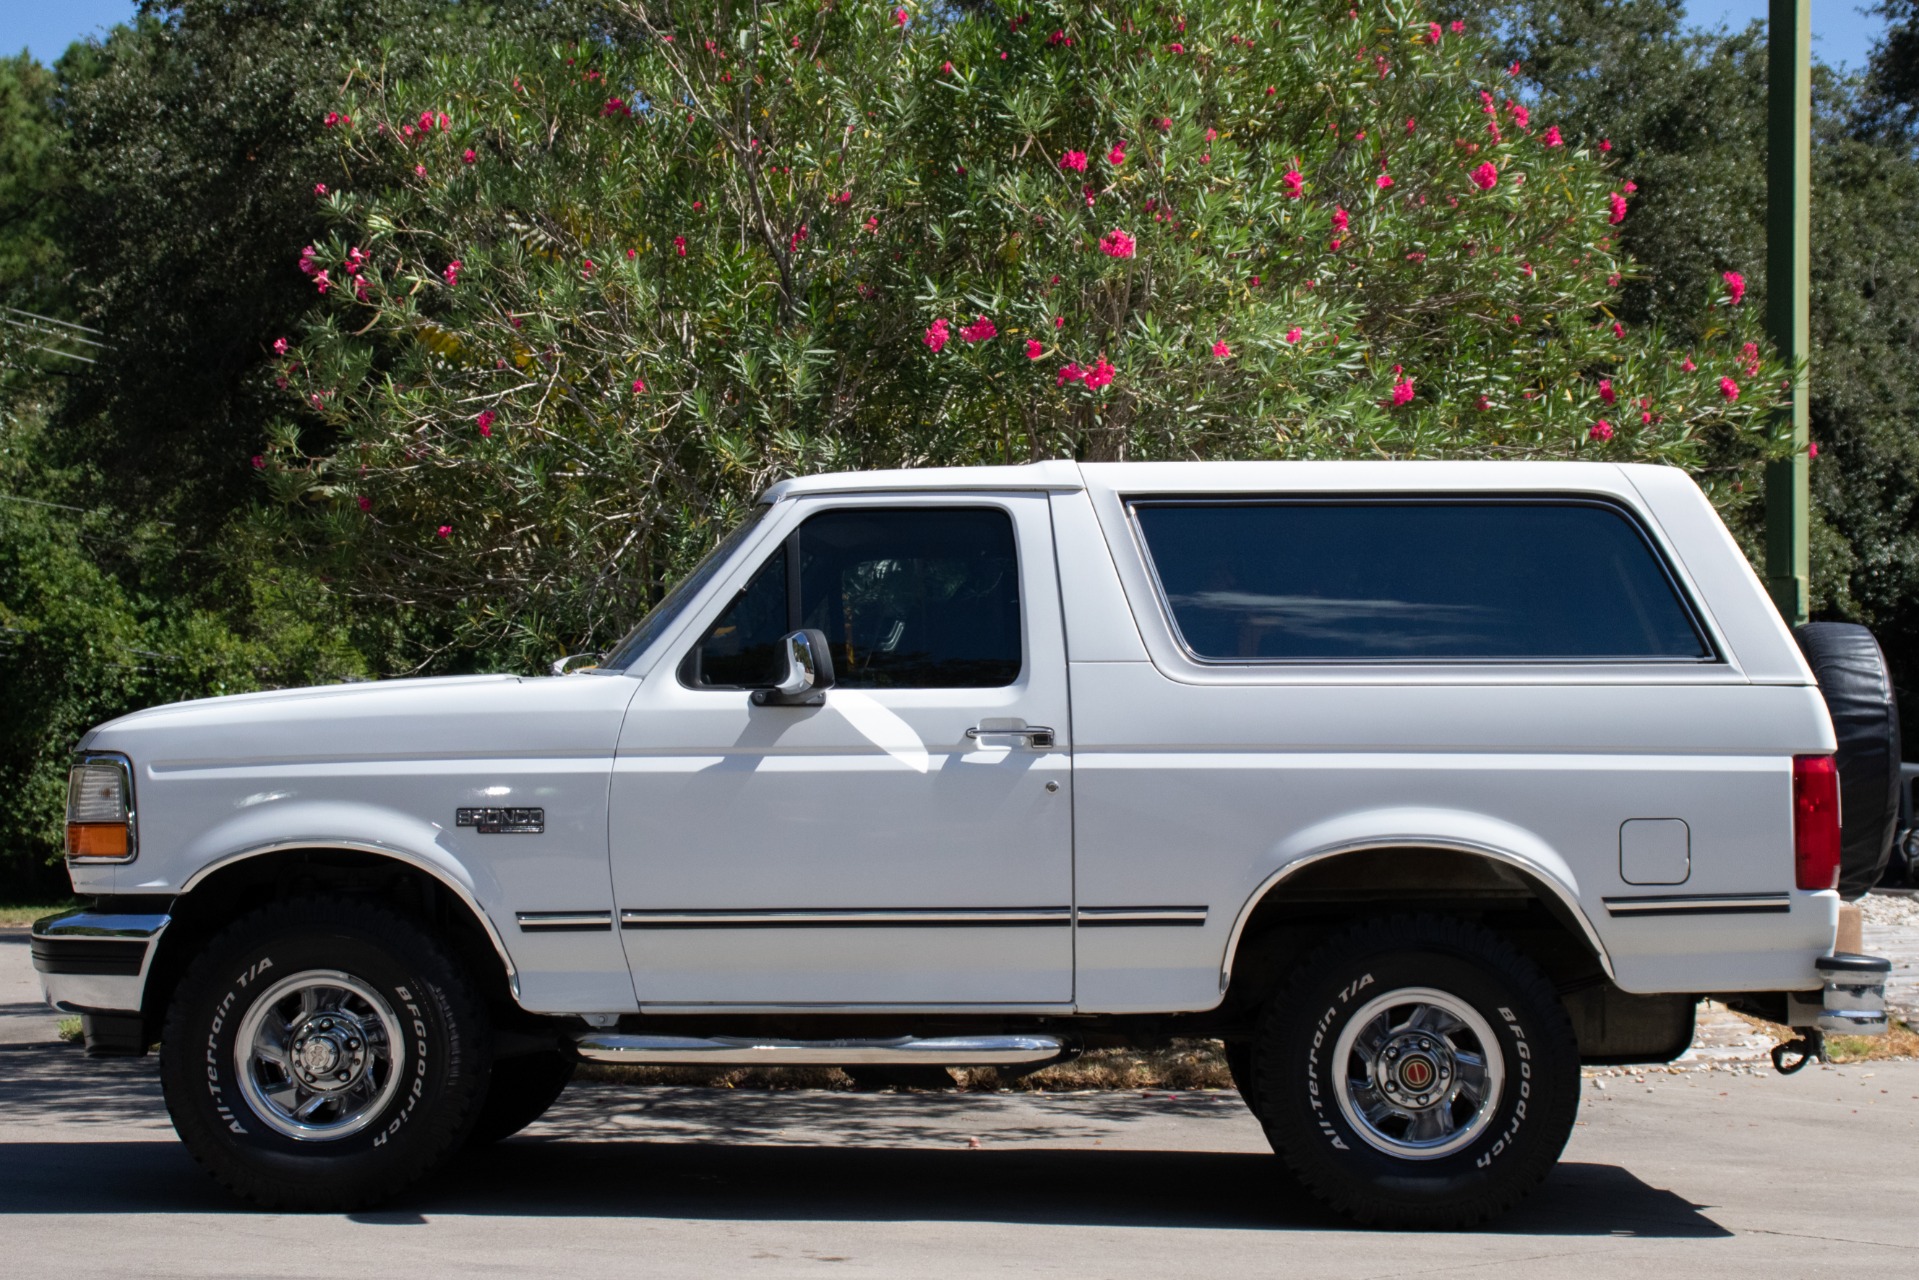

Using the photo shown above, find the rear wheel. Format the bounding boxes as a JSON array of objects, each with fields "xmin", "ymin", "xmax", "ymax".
[
  {"xmin": 159, "ymin": 896, "xmax": 490, "ymax": 1210},
  {"xmin": 1250, "ymin": 915, "xmax": 1579, "ymax": 1228}
]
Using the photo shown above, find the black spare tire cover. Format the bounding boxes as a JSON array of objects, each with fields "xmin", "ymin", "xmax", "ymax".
[{"xmin": 1793, "ymin": 622, "xmax": 1902, "ymax": 899}]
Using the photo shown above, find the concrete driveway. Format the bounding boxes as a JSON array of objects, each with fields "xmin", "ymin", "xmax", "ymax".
[{"xmin": 2, "ymin": 927, "xmax": 1915, "ymax": 1277}]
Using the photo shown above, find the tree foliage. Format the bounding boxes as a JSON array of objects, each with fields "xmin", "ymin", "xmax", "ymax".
[{"xmin": 263, "ymin": 0, "xmax": 1788, "ymax": 664}]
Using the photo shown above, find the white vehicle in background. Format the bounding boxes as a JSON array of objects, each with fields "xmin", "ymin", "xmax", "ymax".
[{"xmin": 35, "ymin": 460, "xmax": 1895, "ymax": 1227}]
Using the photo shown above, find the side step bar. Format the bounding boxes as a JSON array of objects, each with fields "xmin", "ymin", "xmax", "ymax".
[{"xmin": 571, "ymin": 1033, "xmax": 1069, "ymax": 1067}]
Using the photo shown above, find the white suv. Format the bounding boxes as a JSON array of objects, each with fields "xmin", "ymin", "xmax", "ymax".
[{"xmin": 35, "ymin": 461, "xmax": 1893, "ymax": 1226}]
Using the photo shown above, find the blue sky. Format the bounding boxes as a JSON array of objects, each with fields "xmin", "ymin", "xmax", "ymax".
[{"xmin": 0, "ymin": 1, "xmax": 1899, "ymax": 70}]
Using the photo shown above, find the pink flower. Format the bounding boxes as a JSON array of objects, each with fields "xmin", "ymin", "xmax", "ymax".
[
  {"xmin": 414, "ymin": 164, "xmax": 427, "ymax": 178},
  {"xmin": 313, "ymin": 183, "xmax": 328, "ymax": 197},
  {"xmin": 443, "ymin": 260, "xmax": 462, "ymax": 286},
  {"xmin": 1166, "ymin": 42, "xmax": 1186, "ymax": 54},
  {"xmin": 1544, "ymin": 125, "xmax": 1563, "ymax": 147},
  {"xmin": 582, "ymin": 258, "xmax": 596, "ymax": 279},
  {"xmin": 1471, "ymin": 162, "xmax": 1498, "ymax": 190},
  {"xmin": 1083, "ymin": 357, "xmax": 1115, "ymax": 389},
  {"xmin": 251, "ymin": 454, "xmax": 264, "ymax": 470},
  {"xmin": 1329, "ymin": 239, "xmax": 1343, "ymax": 252},
  {"xmin": 1250, "ymin": 275, "xmax": 1262, "ymax": 287},
  {"xmin": 1054, "ymin": 316, "xmax": 1065, "ymax": 329},
  {"xmin": 1332, "ymin": 206, "xmax": 1350, "ymax": 234},
  {"xmin": 1428, "ymin": 21, "xmax": 1442, "ymax": 43},
  {"xmin": 673, "ymin": 236, "xmax": 687, "ymax": 257},
  {"xmin": 1723, "ymin": 271, "xmax": 1746, "ymax": 305},
  {"xmin": 1589, "ymin": 419, "xmax": 1614, "ymax": 441},
  {"xmin": 1056, "ymin": 362, "xmax": 1083, "ymax": 387},
  {"xmin": 272, "ymin": 337, "xmax": 288, "ymax": 356},
  {"xmin": 1476, "ymin": 395, "xmax": 1492, "ymax": 411},
  {"xmin": 924, "ymin": 318, "xmax": 951, "ymax": 352},
  {"xmin": 1599, "ymin": 379, "xmax": 1617, "ymax": 405},
  {"xmin": 1099, "ymin": 228, "xmax": 1137, "ymax": 259},
  {"xmin": 1809, "ymin": 441, "xmax": 1819, "ymax": 459},
  {"xmin": 1376, "ymin": 173, "xmax": 1394, "ymax": 189},
  {"xmin": 1682, "ymin": 357, "xmax": 1697, "ymax": 372},
  {"xmin": 463, "ymin": 149, "xmax": 477, "ymax": 164},
  {"xmin": 437, "ymin": 525, "xmax": 451, "ymax": 538},
  {"xmin": 894, "ymin": 8, "xmax": 907, "ymax": 25},
  {"xmin": 1204, "ymin": 128, "xmax": 1218, "ymax": 143},
  {"xmin": 357, "ymin": 495, "xmax": 371, "ymax": 512},
  {"xmin": 324, "ymin": 111, "xmax": 342, "ymax": 128},
  {"xmin": 476, "ymin": 409, "xmax": 495, "ymax": 437},
  {"xmin": 1106, "ymin": 142, "xmax": 1127, "ymax": 165},
  {"xmin": 1283, "ymin": 169, "xmax": 1304, "ymax": 198},
  {"xmin": 1285, "ymin": 327, "xmax": 1303, "ymax": 344},
  {"xmin": 1389, "ymin": 378, "xmax": 1415, "ymax": 406},
  {"xmin": 1025, "ymin": 339, "xmax": 1044, "ymax": 359},
  {"xmin": 631, "ymin": 378, "xmax": 648, "ymax": 394},
  {"xmin": 959, "ymin": 315, "xmax": 997, "ymax": 343},
  {"xmin": 1612, "ymin": 321, "xmax": 1625, "ymax": 338},
  {"xmin": 1157, "ymin": 117, "xmax": 1173, "ymax": 132},
  {"xmin": 941, "ymin": 61, "xmax": 954, "ymax": 74},
  {"xmin": 1623, "ymin": 180, "xmax": 1638, "ymax": 193},
  {"xmin": 1720, "ymin": 377, "xmax": 1739, "ymax": 401},
  {"xmin": 1450, "ymin": 20, "xmax": 1466, "ymax": 33},
  {"xmin": 353, "ymin": 275, "xmax": 368, "ymax": 300},
  {"xmin": 789, "ymin": 224, "xmax": 808, "ymax": 251},
  {"xmin": 1406, "ymin": 116, "xmax": 1417, "ymax": 133},
  {"xmin": 1211, "ymin": 340, "xmax": 1231, "ymax": 359},
  {"xmin": 1608, "ymin": 192, "xmax": 1629, "ymax": 224},
  {"xmin": 1059, "ymin": 150, "xmax": 1088, "ymax": 172},
  {"xmin": 419, "ymin": 110, "xmax": 435, "ymax": 132},
  {"xmin": 1599, "ymin": 138, "xmax": 1613, "ymax": 152},
  {"xmin": 314, "ymin": 270, "xmax": 331, "ymax": 294},
  {"xmin": 1509, "ymin": 60, "xmax": 1522, "ymax": 76},
  {"xmin": 299, "ymin": 245, "xmax": 318, "ymax": 275},
  {"xmin": 1512, "ymin": 103, "xmax": 1530, "ymax": 129}
]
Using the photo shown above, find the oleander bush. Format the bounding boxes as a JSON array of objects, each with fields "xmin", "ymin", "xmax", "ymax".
[{"xmin": 263, "ymin": 0, "xmax": 1792, "ymax": 666}]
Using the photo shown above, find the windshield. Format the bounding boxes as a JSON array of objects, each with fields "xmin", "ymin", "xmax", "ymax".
[{"xmin": 602, "ymin": 504, "xmax": 772, "ymax": 670}]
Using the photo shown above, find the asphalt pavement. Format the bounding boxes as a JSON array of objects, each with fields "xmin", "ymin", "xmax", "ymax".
[{"xmin": 2, "ymin": 926, "xmax": 1916, "ymax": 1277}]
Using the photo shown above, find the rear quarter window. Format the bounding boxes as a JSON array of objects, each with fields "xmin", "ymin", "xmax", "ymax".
[{"xmin": 1130, "ymin": 498, "xmax": 1712, "ymax": 662}]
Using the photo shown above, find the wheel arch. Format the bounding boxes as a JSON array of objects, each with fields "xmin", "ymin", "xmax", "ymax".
[
  {"xmin": 142, "ymin": 842, "xmax": 520, "ymax": 1035},
  {"xmin": 1220, "ymin": 822, "xmax": 1614, "ymax": 1013}
]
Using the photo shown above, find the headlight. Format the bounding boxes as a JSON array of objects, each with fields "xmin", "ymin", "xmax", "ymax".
[{"xmin": 66, "ymin": 753, "xmax": 136, "ymax": 862}]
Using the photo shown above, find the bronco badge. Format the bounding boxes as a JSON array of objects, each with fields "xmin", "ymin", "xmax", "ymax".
[{"xmin": 455, "ymin": 807, "xmax": 545, "ymax": 834}]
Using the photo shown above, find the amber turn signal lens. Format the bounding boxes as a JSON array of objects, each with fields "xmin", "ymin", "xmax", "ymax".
[{"xmin": 66, "ymin": 823, "xmax": 130, "ymax": 859}]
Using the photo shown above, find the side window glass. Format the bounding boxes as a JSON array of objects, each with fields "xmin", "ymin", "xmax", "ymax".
[
  {"xmin": 683, "ymin": 547, "xmax": 788, "ymax": 687},
  {"xmin": 682, "ymin": 506, "xmax": 1023, "ymax": 690},
  {"xmin": 796, "ymin": 508, "xmax": 1022, "ymax": 689}
]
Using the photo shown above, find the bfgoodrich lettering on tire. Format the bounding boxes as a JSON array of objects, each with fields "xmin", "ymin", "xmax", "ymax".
[
  {"xmin": 159, "ymin": 896, "xmax": 490, "ymax": 1210},
  {"xmin": 1251, "ymin": 914, "xmax": 1579, "ymax": 1228}
]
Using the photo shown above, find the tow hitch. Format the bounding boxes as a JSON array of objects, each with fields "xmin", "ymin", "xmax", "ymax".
[{"xmin": 1774, "ymin": 951, "xmax": 1893, "ymax": 1074}]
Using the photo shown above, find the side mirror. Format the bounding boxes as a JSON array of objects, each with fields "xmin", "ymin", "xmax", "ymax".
[
  {"xmin": 751, "ymin": 629, "xmax": 835, "ymax": 706},
  {"xmin": 551, "ymin": 652, "xmax": 601, "ymax": 677}
]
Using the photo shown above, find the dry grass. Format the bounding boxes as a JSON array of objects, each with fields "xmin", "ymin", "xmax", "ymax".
[
  {"xmin": 1724, "ymin": 1011, "xmax": 1919, "ymax": 1063},
  {"xmin": 577, "ymin": 1039, "xmax": 1237, "ymax": 1092},
  {"xmin": 0, "ymin": 903, "xmax": 75, "ymax": 928}
]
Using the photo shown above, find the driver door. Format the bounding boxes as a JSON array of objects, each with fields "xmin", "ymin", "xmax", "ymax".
[{"xmin": 609, "ymin": 492, "xmax": 1074, "ymax": 1007}]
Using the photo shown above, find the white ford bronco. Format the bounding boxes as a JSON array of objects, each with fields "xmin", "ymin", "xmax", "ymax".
[{"xmin": 35, "ymin": 460, "xmax": 1897, "ymax": 1226}]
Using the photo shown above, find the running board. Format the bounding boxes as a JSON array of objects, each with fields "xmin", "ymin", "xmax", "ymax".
[{"xmin": 570, "ymin": 1032, "xmax": 1069, "ymax": 1067}]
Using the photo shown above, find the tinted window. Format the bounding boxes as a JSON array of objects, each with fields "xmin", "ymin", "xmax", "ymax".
[
  {"xmin": 1132, "ymin": 500, "xmax": 1710, "ymax": 662},
  {"xmin": 685, "ymin": 507, "xmax": 1022, "ymax": 688}
]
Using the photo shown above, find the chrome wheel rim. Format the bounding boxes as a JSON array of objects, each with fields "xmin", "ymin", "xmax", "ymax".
[
  {"xmin": 233, "ymin": 968, "xmax": 405, "ymax": 1142},
  {"xmin": 1330, "ymin": 986, "xmax": 1506, "ymax": 1161}
]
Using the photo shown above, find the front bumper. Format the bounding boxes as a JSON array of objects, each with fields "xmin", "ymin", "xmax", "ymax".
[{"xmin": 30, "ymin": 907, "xmax": 170, "ymax": 1018}]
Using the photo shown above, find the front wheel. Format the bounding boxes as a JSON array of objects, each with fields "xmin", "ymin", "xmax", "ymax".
[
  {"xmin": 159, "ymin": 896, "xmax": 491, "ymax": 1210},
  {"xmin": 1250, "ymin": 915, "xmax": 1579, "ymax": 1228}
]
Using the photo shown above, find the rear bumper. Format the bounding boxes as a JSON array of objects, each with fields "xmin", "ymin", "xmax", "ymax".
[
  {"xmin": 30, "ymin": 908, "xmax": 169, "ymax": 1017},
  {"xmin": 1786, "ymin": 952, "xmax": 1893, "ymax": 1035}
]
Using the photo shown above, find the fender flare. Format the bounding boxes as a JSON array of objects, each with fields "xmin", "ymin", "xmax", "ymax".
[
  {"xmin": 178, "ymin": 836, "xmax": 519, "ymax": 994},
  {"xmin": 1218, "ymin": 820, "xmax": 1615, "ymax": 992}
]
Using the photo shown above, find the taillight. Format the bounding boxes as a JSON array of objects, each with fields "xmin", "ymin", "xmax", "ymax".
[
  {"xmin": 65, "ymin": 755, "xmax": 136, "ymax": 862},
  {"xmin": 1792, "ymin": 754, "xmax": 1840, "ymax": 891}
]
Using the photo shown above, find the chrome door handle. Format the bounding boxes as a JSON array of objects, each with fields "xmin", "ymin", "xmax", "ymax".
[{"xmin": 965, "ymin": 725, "xmax": 1056, "ymax": 750}]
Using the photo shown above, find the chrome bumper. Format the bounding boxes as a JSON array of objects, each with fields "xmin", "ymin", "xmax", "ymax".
[
  {"xmin": 1788, "ymin": 952, "xmax": 1893, "ymax": 1035},
  {"xmin": 30, "ymin": 908, "xmax": 170, "ymax": 1016}
]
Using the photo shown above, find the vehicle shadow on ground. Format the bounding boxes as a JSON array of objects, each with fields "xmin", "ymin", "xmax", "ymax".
[{"xmin": 0, "ymin": 1049, "xmax": 1727, "ymax": 1238}]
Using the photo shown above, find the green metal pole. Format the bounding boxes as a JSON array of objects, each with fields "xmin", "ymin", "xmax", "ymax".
[{"xmin": 1764, "ymin": 0, "xmax": 1811, "ymax": 625}]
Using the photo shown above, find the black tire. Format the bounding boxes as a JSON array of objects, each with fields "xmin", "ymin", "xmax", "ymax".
[
  {"xmin": 159, "ymin": 896, "xmax": 491, "ymax": 1210},
  {"xmin": 466, "ymin": 1051, "xmax": 575, "ymax": 1145},
  {"xmin": 1250, "ymin": 915, "xmax": 1580, "ymax": 1229},
  {"xmin": 1794, "ymin": 622, "xmax": 1902, "ymax": 899}
]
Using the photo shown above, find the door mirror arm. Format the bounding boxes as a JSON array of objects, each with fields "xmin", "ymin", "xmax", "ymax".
[{"xmin": 752, "ymin": 629, "xmax": 836, "ymax": 706}]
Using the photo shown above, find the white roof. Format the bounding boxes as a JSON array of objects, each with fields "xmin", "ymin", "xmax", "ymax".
[{"xmin": 760, "ymin": 460, "xmax": 1675, "ymax": 502}]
